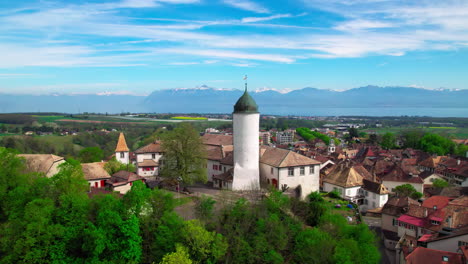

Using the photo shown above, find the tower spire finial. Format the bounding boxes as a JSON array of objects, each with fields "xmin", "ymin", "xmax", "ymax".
[{"xmin": 243, "ymin": 75, "xmax": 248, "ymax": 92}]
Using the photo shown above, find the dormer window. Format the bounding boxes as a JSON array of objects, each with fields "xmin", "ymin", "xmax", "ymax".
[{"xmin": 442, "ymin": 256, "xmax": 448, "ymax": 262}]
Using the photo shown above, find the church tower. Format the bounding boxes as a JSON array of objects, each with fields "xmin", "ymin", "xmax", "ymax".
[
  {"xmin": 115, "ymin": 132, "xmax": 130, "ymax": 164},
  {"xmin": 232, "ymin": 79, "xmax": 260, "ymax": 190},
  {"xmin": 328, "ymin": 139, "xmax": 336, "ymax": 154}
]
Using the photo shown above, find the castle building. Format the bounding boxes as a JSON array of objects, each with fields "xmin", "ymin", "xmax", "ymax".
[
  {"xmin": 115, "ymin": 132, "xmax": 130, "ymax": 164},
  {"xmin": 232, "ymin": 86, "xmax": 260, "ymax": 190}
]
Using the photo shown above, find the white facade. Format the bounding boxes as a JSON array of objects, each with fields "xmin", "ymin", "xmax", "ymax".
[
  {"xmin": 88, "ymin": 179, "xmax": 106, "ymax": 188},
  {"xmin": 116, "ymin": 151, "xmax": 129, "ymax": 164},
  {"xmin": 359, "ymin": 189, "xmax": 388, "ymax": 212},
  {"xmin": 207, "ymin": 160, "xmax": 222, "ymax": 182},
  {"xmin": 426, "ymin": 234, "xmax": 468, "ymax": 253},
  {"xmin": 232, "ymin": 112, "xmax": 260, "ymax": 190},
  {"xmin": 323, "ymin": 182, "xmax": 361, "ymax": 200},
  {"xmin": 260, "ymin": 163, "xmax": 320, "ymax": 199},
  {"xmin": 422, "ymin": 173, "xmax": 445, "ymax": 185},
  {"xmin": 137, "ymin": 166, "xmax": 158, "ymax": 178},
  {"xmin": 383, "ymin": 180, "xmax": 423, "ymax": 194},
  {"xmin": 136, "ymin": 153, "xmax": 163, "ymax": 163}
]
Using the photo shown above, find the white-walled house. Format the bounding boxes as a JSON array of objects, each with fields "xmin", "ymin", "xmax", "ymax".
[
  {"xmin": 381, "ymin": 166, "xmax": 424, "ymax": 194},
  {"xmin": 259, "ymin": 146, "xmax": 321, "ymax": 199},
  {"xmin": 134, "ymin": 141, "xmax": 164, "ymax": 179},
  {"xmin": 81, "ymin": 162, "xmax": 111, "ymax": 189},
  {"xmin": 360, "ymin": 179, "xmax": 389, "ymax": 212},
  {"xmin": 19, "ymin": 154, "xmax": 65, "ymax": 178},
  {"xmin": 323, "ymin": 163, "xmax": 369, "ymax": 202},
  {"xmin": 323, "ymin": 162, "xmax": 389, "ymax": 211},
  {"xmin": 107, "ymin": 170, "xmax": 145, "ymax": 194},
  {"xmin": 419, "ymin": 171, "xmax": 446, "ymax": 185}
]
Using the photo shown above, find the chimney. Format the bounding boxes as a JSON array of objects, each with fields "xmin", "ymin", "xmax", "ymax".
[
  {"xmin": 457, "ymin": 159, "xmax": 461, "ymax": 166},
  {"xmin": 424, "ymin": 208, "xmax": 428, "ymax": 217}
]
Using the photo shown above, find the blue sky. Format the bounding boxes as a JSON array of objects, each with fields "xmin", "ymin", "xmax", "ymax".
[{"xmin": 1, "ymin": 0, "xmax": 468, "ymax": 95}]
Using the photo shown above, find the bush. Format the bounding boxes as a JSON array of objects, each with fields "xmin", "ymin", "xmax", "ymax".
[{"xmin": 328, "ymin": 191, "xmax": 341, "ymax": 199}]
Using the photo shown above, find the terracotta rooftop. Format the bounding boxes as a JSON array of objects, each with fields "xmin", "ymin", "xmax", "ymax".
[
  {"xmin": 405, "ymin": 246, "xmax": 464, "ymax": 264},
  {"xmin": 382, "ymin": 166, "xmax": 424, "ymax": 184},
  {"xmin": 134, "ymin": 141, "xmax": 163, "ymax": 154},
  {"xmin": 108, "ymin": 170, "xmax": 143, "ymax": 186},
  {"xmin": 419, "ymin": 156, "xmax": 446, "ymax": 169},
  {"xmin": 382, "ymin": 196, "xmax": 420, "ymax": 216},
  {"xmin": 81, "ymin": 162, "xmax": 111, "ymax": 180},
  {"xmin": 202, "ymin": 134, "xmax": 233, "ymax": 146},
  {"xmin": 260, "ymin": 146, "xmax": 321, "ymax": 168},
  {"xmin": 362, "ymin": 179, "xmax": 389, "ymax": 194},
  {"xmin": 138, "ymin": 159, "xmax": 158, "ymax": 167},
  {"xmin": 323, "ymin": 163, "xmax": 368, "ymax": 188},
  {"xmin": 115, "ymin": 133, "xmax": 129, "ymax": 152},
  {"xmin": 18, "ymin": 154, "xmax": 65, "ymax": 176},
  {"xmin": 422, "ymin": 196, "xmax": 453, "ymax": 210}
]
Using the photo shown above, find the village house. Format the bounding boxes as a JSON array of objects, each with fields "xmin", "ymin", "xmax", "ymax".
[
  {"xmin": 403, "ymin": 246, "xmax": 467, "ymax": 264},
  {"xmin": 381, "ymin": 196, "xmax": 420, "ymax": 250},
  {"xmin": 381, "ymin": 165, "xmax": 424, "ymax": 194},
  {"xmin": 212, "ymin": 144, "xmax": 322, "ymax": 199},
  {"xmin": 81, "ymin": 162, "xmax": 111, "ymax": 188},
  {"xmin": 134, "ymin": 141, "xmax": 164, "ymax": 179},
  {"xmin": 396, "ymin": 196, "xmax": 468, "ymax": 241},
  {"xmin": 258, "ymin": 146, "xmax": 321, "ymax": 198},
  {"xmin": 202, "ymin": 133, "xmax": 233, "ymax": 183},
  {"xmin": 18, "ymin": 154, "xmax": 65, "ymax": 177},
  {"xmin": 322, "ymin": 161, "xmax": 389, "ymax": 212},
  {"xmin": 106, "ymin": 170, "xmax": 145, "ymax": 194}
]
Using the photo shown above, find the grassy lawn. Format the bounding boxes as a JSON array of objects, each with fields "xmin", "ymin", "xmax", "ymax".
[{"xmin": 323, "ymin": 196, "xmax": 359, "ymax": 224}]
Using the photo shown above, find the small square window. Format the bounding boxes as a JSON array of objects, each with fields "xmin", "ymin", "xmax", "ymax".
[
  {"xmin": 152, "ymin": 153, "xmax": 156, "ymax": 159},
  {"xmin": 309, "ymin": 166, "xmax": 315, "ymax": 174},
  {"xmin": 288, "ymin": 167, "xmax": 294, "ymax": 176},
  {"xmin": 300, "ymin": 167, "xmax": 305, "ymax": 175}
]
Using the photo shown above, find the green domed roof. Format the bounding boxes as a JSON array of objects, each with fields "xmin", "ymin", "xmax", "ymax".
[{"xmin": 234, "ymin": 88, "xmax": 258, "ymax": 113}]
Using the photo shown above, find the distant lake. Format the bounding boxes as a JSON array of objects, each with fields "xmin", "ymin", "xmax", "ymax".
[{"xmin": 265, "ymin": 107, "xmax": 468, "ymax": 117}]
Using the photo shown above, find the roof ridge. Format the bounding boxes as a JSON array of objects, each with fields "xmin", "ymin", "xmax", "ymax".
[{"xmin": 278, "ymin": 149, "xmax": 291, "ymax": 167}]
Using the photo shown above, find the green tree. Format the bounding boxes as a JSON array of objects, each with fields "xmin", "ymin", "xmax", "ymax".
[
  {"xmin": 432, "ymin": 178, "xmax": 449, "ymax": 188},
  {"xmin": 381, "ymin": 132, "xmax": 396, "ymax": 149},
  {"xmin": 160, "ymin": 123, "xmax": 207, "ymax": 185},
  {"xmin": 402, "ymin": 130, "xmax": 424, "ymax": 149},
  {"xmin": 78, "ymin": 146, "xmax": 104, "ymax": 163},
  {"xmin": 419, "ymin": 133, "xmax": 455, "ymax": 155},
  {"xmin": 181, "ymin": 219, "xmax": 228, "ymax": 264},
  {"xmin": 195, "ymin": 195, "xmax": 216, "ymax": 223},
  {"xmin": 160, "ymin": 245, "xmax": 193, "ymax": 264},
  {"xmin": 455, "ymin": 144, "xmax": 468, "ymax": 157},
  {"xmin": 394, "ymin": 184, "xmax": 422, "ymax": 199},
  {"xmin": 104, "ymin": 157, "xmax": 136, "ymax": 175}
]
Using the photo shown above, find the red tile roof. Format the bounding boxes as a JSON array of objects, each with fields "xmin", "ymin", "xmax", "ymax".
[
  {"xmin": 405, "ymin": 247, "xmax": 464, "ymax": 264},
  {"xmin": 422, "ymin": 196, "xmax": 453, "ymax": 210},
  {"xmin": 398, "ymin": 214, "xmax": 427, "ymax": 227}
]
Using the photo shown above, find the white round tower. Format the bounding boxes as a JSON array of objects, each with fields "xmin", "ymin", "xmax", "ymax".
[{"xmin": 232, "ymin": 83, "xmax": 260, "ymax": 190}]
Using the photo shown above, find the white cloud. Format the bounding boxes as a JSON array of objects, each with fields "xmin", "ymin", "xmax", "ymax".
[
  {"xmin": 241, "ymin": 14, "xmax": 292, "ymax": 23},
  {"xmin": 223, "ymin": 0, "xmax": 270, "ymax": 13},
  {"xmin": 157, "ymin": 48, "xmax": 296, "ymax": 63}
]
